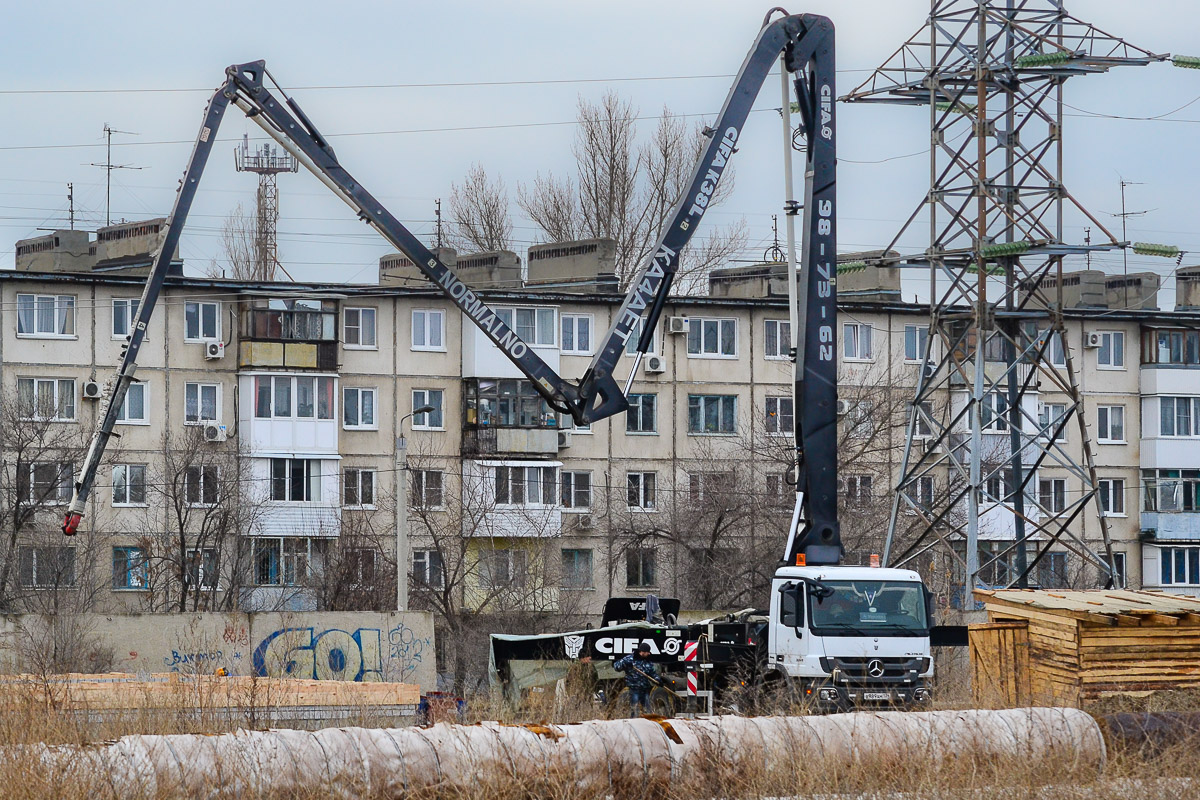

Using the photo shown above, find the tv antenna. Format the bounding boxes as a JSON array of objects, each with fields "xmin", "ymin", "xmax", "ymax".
[{"xmin": 89, "ymin": 125, "xmax": 142, "ymax": 226}]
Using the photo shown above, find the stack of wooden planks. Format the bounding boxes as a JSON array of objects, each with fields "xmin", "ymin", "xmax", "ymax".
[
  {"xmin": 971, "ymin": 589, "xmax": 1200, "ymax": 706},
  {"xmin": 0, "ymin": 672, "xmax": 420, "ymax": 725}
]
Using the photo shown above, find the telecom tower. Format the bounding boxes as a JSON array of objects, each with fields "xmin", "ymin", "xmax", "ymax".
[
  {"xmin": 841, "ymin": 2, "xmax": 1166, "ymax": 597},
  {"xmin": 235, "ymin": 133, "xmax": 298, "ymax": 281}
]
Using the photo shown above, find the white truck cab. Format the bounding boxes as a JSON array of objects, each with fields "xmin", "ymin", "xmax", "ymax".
[{"xmin": 768, "ymin": 565, "xmax": 934, "ymax": 708}]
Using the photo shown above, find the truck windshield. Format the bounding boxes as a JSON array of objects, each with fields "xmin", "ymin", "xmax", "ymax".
[{"xmin": 808, "ymin": 581, "xmax": 927, "ymax": 636}]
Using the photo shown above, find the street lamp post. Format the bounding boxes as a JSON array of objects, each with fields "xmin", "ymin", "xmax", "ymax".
[{"xmin": 396, "ymin": 404, "xmax": 434, "ymax": 612}]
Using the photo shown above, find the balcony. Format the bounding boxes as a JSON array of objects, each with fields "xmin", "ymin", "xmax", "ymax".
[
  {"xmin": 463, "ymin": 378, "xmax": 560, "ymax": 456},
  {"xmin": 1141, "ymin": 512, "xmax": 1200, "ymax": 541},
  {"xmin": 239, "ymin": 301, "xmax": 338, "ymax": 371}
]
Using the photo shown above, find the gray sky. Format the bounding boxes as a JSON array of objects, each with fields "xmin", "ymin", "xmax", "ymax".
[{"xmin": 2, "ymin": 1, "xmax": 1197, "ymax": 303}]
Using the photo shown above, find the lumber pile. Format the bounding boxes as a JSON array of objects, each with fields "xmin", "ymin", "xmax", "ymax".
[
  {"xmin": 0, "ymin": 672, "xmax": 420, "ymax": 724},
  {"xmin": 971, "ymin": 589, "xmax": 1200, "ymax": 706}
]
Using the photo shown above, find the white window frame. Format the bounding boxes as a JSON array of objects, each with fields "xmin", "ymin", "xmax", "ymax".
[
  {"xmin": 842, "ymin": 322, "xmax": 873, "ymax": 362},
  {"xmin": 114, "ymin": 382, "xmax": 149, "ymax": 425},
  {"xmin": 1159, "ymin": 397, "xmax": 1200, "ymax": 438},
  {"xmin": 112, "ymin": 297, "xmax": 140, "ymax": 339},
  {"xmin": 561, "ymin": 470, "xmax": 592, "ymax": 511},
  {"xmin": 343, "ymin": 307, "xmax": 378, "ymax": 349},
  {"xmin": 1159, "ymin": 546, "xmax": 1200, "ymax": 587},
  {"xmin": 112, "ymin": 464, "xmax": 148, "ymax": 507},
  {"xmin": 983, "ymin": 391, "xmax": 1010, "ymax": 434},
  {"xmin": 254, "ymin": 375, "xmax": 336, "ymax": 421},
  {"xmin": 412, "ymin": 549, "xmax": 445, "ymax": 589},
  {"xmin": 1038, "ymin": 402, "xmax": 1067, "ymax": 441},
  {"xmin": 687, "ymin": 394, "xmax": 738, "ymax": 435},
  {"xmin": 185, "ymin": 465, "xmax": 220, "ymax": 507},
  {"xmin": 479, "ymin": 547, "xmax": 529, "ymax": 589},
  {"xmin": 24, "ymin": 462, "xmax": 73, "ymax": 505},
  {"xmin": 626, "ymin": 548, "xmax": 657, "ymax": 588},
  {"xmin": 842, "ymin": 474, "xmax": 874, "ymax": 501},
  {"xmin": 16, "ymin": 293, "xmax": 76, "ymax": 339},
  {"xmin": 560, "ymin": 313, "xmax": 593, "ymax": 355},
  {"xmin": 270, "ymin": 458, "xmax": 321, "ymax": 503},
  {"xmin": 904, "ymin": 324, "xmax": 928, "ymax": 363},
  {"xmin": 1039, "ymin": 477, "xmax": 1066, "ymax": 514},
  {"xmin": 561, "ymin": 548, "xmax": 594, "ymax": 589},
  {"xmin": 1096, "ymin": 330, "xmax": 1125, "ymax": 370},
  {"xmin": 18, "ymin": 545, "xmax": 76, "ymax": 589},
  {"xmin": 686, "ymin": 317, "xmax": 738, "ymax": 359},
  {"xmin": 412, "ymin": 388, "xmax": 445, "ymax": 431},
  {"xmin": 1039, "ymin": 329, "xmax": 1066, "ymax": 368},
  {"xmin": 764, "ymin": 319, "xmax": 791, "ymax": 360},
  {"xmin": 1097, "ymin": 405, "xmax": 1125, "ymax": 444},
  {"xmin": 623, "ymin": 316, "xmax": 659, "ymax": 356},
  {"xmin": 184, "ymin": 382, "xmax": 221, "ymax": 425},
  {"xmin": 411, "ymin": 469, "xmax": 445, "ymax": 510},
  {"xmin": 626, "ymin": 393, "xmax": 657, "ymax": 434},
  {"xmin": 17, "ymin": 377, "xmax": 76, "ymax": 422},
  {"xmin": 494, "ymin": 465, "xmax": 557, "ymax": 508},
  {"xmin": 343, "ymin": 467, "xmax": 376, "ymax": 509},
  {"xmin": 1098, "ymin": 478, "xmax": 1126, "ymax": 517},
  {"xmin": 765, "ymin": 396, "xmax": 794, "ymax": 435},
  {"xmin": 186, "ymin": 547, "xmax": 220, "ymax": 591},
  {"xmin": 411, "ymin": 309, "xmax": 446, "ymax": 352},
  {"xmin": 184, "ymin": 300, "xmax": 221, "ymax": 342},
  {"xmin": 627, "ymin": 471, "xmax": 657, "ymax": 511},
  {"xmin": 496, "ymin": 306, "xmax": 556, "ymax": 347},
  {"xmin": 342, "ymin": 387, "xmax": 378, "ymax": 431}
]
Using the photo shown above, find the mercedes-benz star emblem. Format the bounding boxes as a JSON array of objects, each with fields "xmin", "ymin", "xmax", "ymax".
[{"xmin": 866, "ymin": 659, "xmax": 886, "ymax": 678}]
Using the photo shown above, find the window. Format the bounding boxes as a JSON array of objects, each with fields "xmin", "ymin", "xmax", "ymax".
[
  {"xmin": 561, "ymin": 314, "xmax": 592, "ymax": 355},
  {"xmin": 184, "ymin": 301, "xmax": 220, "ymax": 341},
  {"xmin": 412, "ymin": 389, "xmax": 444, "ymax": 430},
  {"xmin": 480, "ymin": 548, "xmax": 528, "ymax": 589},
  {"xmin": 20, "ymin": 463, "xmax": 72, "ymax": 505},
  {"xmin": 765, "ymin": 396, "xmax": 794, "ymax": 435},
  {"xmin": 982, "ymin": 392, "xmax": 1009, "ymax": 433},
  {"xmin": 623, "ymin": 316, "xmax": 658, "ymax": 355},
  {"xmin": 841, "ymin": 475, "xmax": 874, "ymax": 501},
  {"xmin": 985, "ymin": 469, "xmax": 1015, "ymax": 503},
  {"xmin": 1142, "ymin": 329, "xmax": 1200, "ymax": 366},
  {"xmin": 903, "ymin": 475, "xmax": 935, "ymax": 514},
  {"xmin": 254, "ymin": 538, "xmax": 316, "ymax": 586},
  {"xmin": 627, "ymin": 549, "xmax": 656, "ymax": 588},
  {"xmin": 626, "ymin": 394, "xmax": 657, "ymax": 434},
  {"xmin": 497, "ymin": 307, "xmax": 556, "ymax": 347},
  {"xmin": 465, "ymin": 379, "xmax": 556, "ymax": 429},
  {"xmin": 627, "ymin": 472, "xmax": 656, "ymax": 510},
  {"xmin": 1096, "ymin": 331, "xmax": 1124, "ymax": 369},
  {"xmin": 346, "ymin": 548, "xmax": 377, "ymax": 588},
  {"xmin": 1097, "ymin": 405, "xmax": 1125, "ymax": 443},
  {"xmin": 562, "ymin": 549, "xmax": 594, "ymax": 589},
  {"xmin": 186, "ymin": 548, "xmax": 218, "ymax": 590},
  {"xmin": 17, "ymin": 378, "xmax": 75, "ymax": 421},
  {"xmin": 842, "ymin": 322, "xmax": 873, "ymax": 361},
  {"xmin": 1038, "ymin": 402, "xmax": 1066, "ymax": 440},
  {"xmin": 1141, "ymin": 469, "xmax": 1200, "ymax": 513},
  {"xmin": 904, "ymin": 324, "xmax": 929, "ymax": 362},
  {"xmin": 112, "ymin": 546, "xmax": 148, "ymax": 590},
  {"xmin": 412, "ymin": 549, "xmax": 445, "ymax": 589},
  {"xmin": 411, "ymin": 309, "xmax": 445, "ymax": 351},
  {"xmin": 112, "ymin": 464, "xmax": 147, "ymax": 506},
  {"xmin": 343, "ymin": 468, "xmax": 375, "ymax": 508},
  {"xmin": 494, "ymin": 465, "xmax": 556, "ymax": 506},
  {"xmin": 689, "ymin": 472, "xmax": 732, "ymax": 504},
  {"xmin": 254, "ymin": 376, "xmax": 334, "ymax": 420},
  {"xmin": 343, "ymin": 387, "xmax": 378, "ymax": 429},
  {"xmin": 1041, "ymin": 330, "xmax": 1066, "ymax": 367},
  {"xmin": 984, "ymin": 332, "xmax": 1011, "ymax": 363},
  {"xmin": 1098, "ymin": 478, "xmax": 1125, "ymax": 516},
  {"xmin": 1108, "ymin": 552, "xmax": 1128, "ymax": 589},
  {"xmin": 1159, "ymin": 397, "xmax": 1200, "ymax": 437},
  {"xmin": 846, "ymin": 400, "xmax": 875, "ymax": 439},
  {"xmin": 764, "ymin": 319, "xmax": 792, "ymax": 360},
  {"xmin": 271, "ymin": 459, "xmax": 320, "ymax": 502},
  {"xmin": 18, "ymin": 546, "xmax": 75, "ymax": 589},
  {"xmin": 114, "ymin": 382, "xmax": 148, "ymax": 424},
  {"xmin": 185, "ymin": 383, "xmax": 220, "ymax": 424},
  {"xmin": 913, "ymin": 401, "xmax": 934, "ymax": 438},
  {"xmin": 184, "ymin": 465, "xmax": 219, "ymax": 506},
  {"xmin": 1160, "ymin": 547, "xmax": 1200, "ymax": 586},
  {"xmin": 765, "ymin": 473, "xmax": 791, "ymax": 506},
  {"xmin": 687, "ymin": 317, "xmax": 737, "ymax": 357},
  {"xmin": 1038, "ymin": 552, "xmax": 1069, "ymax": 589},
  {"xmin": 343, "ymin": 307, "xmax": 377, "ymax": 348},
  {"xmin": 411, "ymin": 469, "xmax": 445, "ymax": 509},
  {"xmin": 1039, "ymin": 478, "xmax": 1066, "ymax": 514},
  {"xmin": 16, "ymin": 294, "xmax": 75, "ymax": 337},
  {"xmin": 688, "ymin": 394, "xmax": 737, "ymax": 434},
  {"xmin": 561, "ymin": 471, "xmax": 592, "ymax": 510},
  {"xmin": 112, "ymin": 298, "xmax": 140, "ymax": 338}
]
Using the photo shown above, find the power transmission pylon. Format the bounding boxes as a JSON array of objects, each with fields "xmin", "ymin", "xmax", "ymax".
[
  {"xmin": 842, "ymin": 1, "xmax": 1166, "ymax": 599},
  {"xmin": 235, "ymin": 133, "xmax": 298, "ymax": 281}
]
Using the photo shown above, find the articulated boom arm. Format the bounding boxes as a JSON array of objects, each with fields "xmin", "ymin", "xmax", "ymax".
[{"xmin": 64, "ymin": 12, "xmax": 836, "ymax": 537}]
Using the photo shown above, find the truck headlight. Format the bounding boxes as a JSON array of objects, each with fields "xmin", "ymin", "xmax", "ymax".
[
  {"xmin": 818, "ymin": 688, "xmax": 839, "ymax": 702},
  {"xmin": 913, "ymin": 687, "xmax": 932, "ymax": 702}
]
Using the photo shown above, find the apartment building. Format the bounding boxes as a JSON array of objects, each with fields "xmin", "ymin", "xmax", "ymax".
[{"xmin": 4, "ymin": 221, "xmax": 1200, "ymax": 621}]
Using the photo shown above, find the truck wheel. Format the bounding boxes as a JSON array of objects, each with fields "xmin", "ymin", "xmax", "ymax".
[
  {"xmin": 753, "ymin": 672, "xmax": 800, "ymax": 715},
  {"xmin": 649, "ymin": 686, "xmax": 677, "ymax": 717}
]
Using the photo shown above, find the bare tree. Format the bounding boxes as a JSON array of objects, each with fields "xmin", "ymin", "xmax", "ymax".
[
  {"xmin": 205, "ymin": 203, "xmax": 262, "ymax": 280},
  {"xmin": 447, "ymin": 164, "xmax": 514, "ymax": 253},
  {"xmin": 318, "ymin": 500, "xmax": 399, "ymax": 612},
  {"xmin": 516, "ymin": 94, "xmax": 746, "ymax": 292}
]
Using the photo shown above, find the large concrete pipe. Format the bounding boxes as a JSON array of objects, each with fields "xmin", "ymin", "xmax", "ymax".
[{"xmin": 38, "ymin": 708, "xmax": 1104, "ymax": 797}]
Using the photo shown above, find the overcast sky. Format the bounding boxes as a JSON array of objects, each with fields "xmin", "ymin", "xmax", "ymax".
[{"xmin": 2, "ymin": 1, "xmax": 1197, "ymax": 305}]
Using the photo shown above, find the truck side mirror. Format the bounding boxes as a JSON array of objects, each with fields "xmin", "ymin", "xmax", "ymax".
[
  {"xmin": 778, "ymin": 582, "xmax": 804, "ymax": 634},
  {"xmin": 923, "ymin": 586, "xmax": 935, "ymax": 627}
]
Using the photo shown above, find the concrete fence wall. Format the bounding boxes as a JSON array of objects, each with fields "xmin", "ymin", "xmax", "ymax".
[{"xmin": 0, "ymin": 611, "xmax": 437, "ymax": 691}]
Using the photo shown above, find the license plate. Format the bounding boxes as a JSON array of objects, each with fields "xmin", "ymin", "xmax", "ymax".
[{"xmin": 863, "ymin": 692, "xmax": 891, "ymax": 701}]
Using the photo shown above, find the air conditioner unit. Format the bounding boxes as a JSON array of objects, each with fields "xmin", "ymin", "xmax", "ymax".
[
  {"xmin": 202, "ymin": 423, "xmax": 228, "ymax": 443},
  {"xmin": 644, "ymin": 355, "xmax": 667, "ymax": 374},
  {"xmin": 666, "ymin": 316, "xmax": 689, "ymax": 335},
  {"xmin": 1084, "ymin": 331, "xmax": 1103, "ymax": 349},
  {"xmin": 557, "ymin": 431, "xmax": 572, "ymax": 449},
  {"xmin": 575, "ymin": 514, "xmax": 594, "ymax": 530},
  {"xmin": 922, "ymin": 438, "xmax": 942, "ymax": 455},
  {"xmin": 81, "ymin": 380, "xmax": 103, "ymax": 400},
  {"xmin": 836, "ymin": 399, "xmax": 852, "ymax": 415},
  {"xmin": 922, "ymin": 362, "xmax": 938, "ymax": 380},
  {"xmin": 205, "ymin": 341, "xmax": 225, "ymax": 360}
]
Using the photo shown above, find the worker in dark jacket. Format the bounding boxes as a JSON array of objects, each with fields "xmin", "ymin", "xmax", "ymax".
[{"xmin": 614, "ymin": 644, "xmax": 660, "ymax": 717}]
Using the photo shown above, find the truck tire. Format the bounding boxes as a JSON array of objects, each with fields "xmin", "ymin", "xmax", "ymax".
[{"xmin": 649, "ymin": 686, "xmax": 677, "ymax": 717}]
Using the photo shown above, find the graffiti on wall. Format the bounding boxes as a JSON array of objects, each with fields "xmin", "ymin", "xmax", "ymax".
[{"xmin": 251, "ymin": 622, "xmax": 431, "ymax": 682}]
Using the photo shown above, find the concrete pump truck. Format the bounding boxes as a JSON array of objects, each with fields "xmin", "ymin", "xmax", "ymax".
[{"xmin": 57, "ymin": 9, "xmax": 935, "ymax": 711}]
